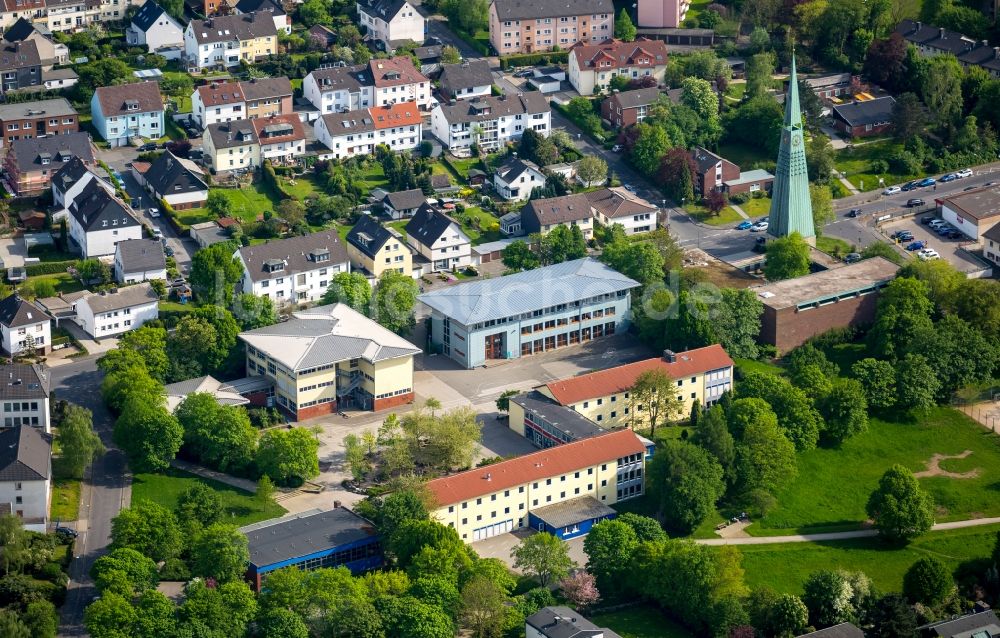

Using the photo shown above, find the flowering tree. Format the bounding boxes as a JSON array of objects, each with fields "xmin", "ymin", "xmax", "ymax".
[{"xmin": 559, "ymin": 571, "xmax": 600, "ymax": 609}]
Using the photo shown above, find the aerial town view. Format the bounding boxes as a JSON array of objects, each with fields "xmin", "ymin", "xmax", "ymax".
[{"xmin": 2, "ymin": 0, "xmax": 1000, "ymax": 635}]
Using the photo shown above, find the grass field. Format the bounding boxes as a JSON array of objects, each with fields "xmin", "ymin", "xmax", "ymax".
[
  {"xmin": 816, "ymin": 234, "xmax": 853, "ymax": 257},
  {"xmin": 279, "ymin": 173, "xmax": 322, "ymax": 200},
  {"xmin": 752, "ymin": 408, "xmax": 1000, "ymax": 535},
  {"xmin": 132, "ymin": 467, "xmax": 285, "ymax": 526},
  {"xmin": 590, "ymin": 605, "xmax": 694, "ymax": 638},
  {"xmin": 685, "ymin": 202, "xmax": 744, "ymax": 226},
  {"xmin": 734, "ymin": 357, "xmax": 785, "ymax": 377},
  {"xmin": 740, "ymin": 523, "xmax": 1000, "ymax": 594},
  {"xmin": 718, "ymin": 142, "xmax": 774, "ymax": 171},
  {"xmin": 177, "ymin": 183, "xmax": 281, "ymax": 226},
  {"xmin": 834, "ymin": 139, "xmax": 919, "ymax": 191},
  {"xmin": 740, "ymin": 197, "xmax": 771, "ymax": 219},
  {"xmin": 25, "ymin": 273, "xmax": 84, "ymax": 296},
  {"xmin": 50, "ymin": 478, "xmax": 81, "ymax": 522}
]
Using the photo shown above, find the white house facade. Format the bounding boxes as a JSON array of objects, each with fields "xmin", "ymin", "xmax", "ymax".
[
  {"xmin": 0, "ymin": 295, "xmax": 52, "ymax": 357},
  {"xmin": 73, "ymin": 283, "xmax": 160, "ymax": 338},
  {"xmin": 404, "ymin": 204, "xmax": 472, "ymax": 272},
  {"xmin": 356, "ymin": 0, "xmax": 425, "ymax": 51},
  {"xmin": 0, "ymin": 364, "xmax": 51, "ymax": 432},
  {"xmin": 236, "ymin": 232, "xmax": 351, "ymax": 306},
  {"xmin": 0, "ymin": 426, "xmax": 51, "ymax": 532},
  {"xmin": 430, "ymin": 93, "xmax": 551, "ymax": 153}
]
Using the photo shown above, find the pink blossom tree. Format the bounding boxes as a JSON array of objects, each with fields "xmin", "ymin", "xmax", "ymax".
[{"xmin": 559, "ymin": 571, "xmax": 601, "ymax": 609}]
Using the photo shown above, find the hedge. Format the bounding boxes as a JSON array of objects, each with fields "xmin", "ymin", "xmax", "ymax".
[
  {"xmin": 499, "ymin": 51, "xmax": 569, "ymax": 70},
  {"xmin": 26, "ymin": 261, "xmax": 75, "ymax": 276},
  {"xmin": 262, "ymin": 160, "xmax": 294, "ymax": 200}
]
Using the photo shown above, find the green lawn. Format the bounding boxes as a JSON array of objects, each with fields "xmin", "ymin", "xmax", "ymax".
[
  {"xmin": 816, "ymin": 234, "xmax": 853, "ymax": 257},
  {"xmin": 458, "ymin": 206, "xmax": 503, "ymax": 245},
  {"xmin": 751, "ymin": 408, "xmax": 1000, "ymax": 535},
  {"xmin": 177, "ymin": 183, "xmax": 281, "ymax": 226},
  {"xmin": 26, "ymin": 273, "xmax": 84, "ymax": 296},
  {"xmin": 589, "ymin": 605, "xmax": 694, "ymax": 638},
  {"xmin": 358, "ymin": 163, "xmax": 390, "ymax": 192},
  {"xmin": 724, "ymin": 82, "xmax": 746, "ymax": 102},
  {"xmin": 279, "ymin": 173, "xmax": 322, "ymax": 200},
  {"xmin": 833, "ymin": 139, "xmax": 919, "ymax": 192},
  {"xmin": 685, "ymin": 202, "xmax": 743, "ymax": 226},
  {"xmin": 159, "ymin": 301, "xmax": 195, "ymax": 313},
  {"xmin": 50, "ymin": 478, "xmax": 81, "ymax": 522},
  {"xmin": 132, "ymin": 467, "xmax": 285, "ymax": 526},
  {"xmin": 740, "ymin": 523, "xmax": 1000, "ymax": 594},
  {"xmin": 717, "ymin": 142, "xmax": 774, "ymax": 171},
  {"xmin": 740, "ymin": 197, "xmax": 771, "ymax": 219},
  {"xmin": 734, "ymin": 357, "xmax": 785, "ymax": 377}
]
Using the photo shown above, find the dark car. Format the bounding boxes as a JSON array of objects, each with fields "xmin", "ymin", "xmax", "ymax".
[
  {"xmin": 906, "ymin": 240, "xmax": 926, "ymax": 251},
  {"xmin": 55, "ymin": 526, "xmax": 78, "ymax": 539},
  {"xmin": 907, "ymin": 198, "xmax": 925, "ymax": 207},
  {"xmin": 947, "ymin": 229, "xmax": 964, "ymax": 239},
  {"xmin": 918, "ymin": 177, "xmax": 937, "ymax": 187},
  {"xmin": 901, "ymin": 181, "xmax": 919, "ymax": 192},
  {"xmin": 939, "ymin": 173, "xmax": 957, "ymax": 183},
  {"xmin": 893, "ymin": 230, "xmax": 913, "ymax": 241},
  {"xmin": 920, "ymin": 215, "xmax": 936, "ymax": 224},
  {"xmin": 847, "ymin": 208, "xmax": 861, "ymax": 217},
  {"xmin": 844, "ymin": 252, "xmax": 862, "ymax": 263},
  {"xmin": 936, "ymin": 224, "xmax": 953, "ymax": 235},
  {"xmin": 188, "ymin": 149, "xmax": 204, "ymax": 160},
  {"xmin": 137, "ymin": 142, "xmax": 158, "ymax": 152}
]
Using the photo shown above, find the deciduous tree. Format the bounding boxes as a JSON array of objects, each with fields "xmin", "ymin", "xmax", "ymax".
[
  {"xmin": 764, "ymin": 232, "xmax": 810, "ymax": 281},
  {"xmin": 559, "ymin": 571, "xmax": 600, "ymax": 608},
  {"xmin": 373, "ymin": 270, "xmax": 419, "ymax": 334},
  {"xmin": 583, "ymin": 519, "xmax": 638, "ymax": 598},
  {"xmin": 112, "ymin": 397, "xmax": 182, "ymax": 473},
  {"xmin": 189, "ymin": 523, "xmax": 250, "ymax": 583},
  {"xmin": 818, "ymin": 379, "xmax": 869, "ymax": 445},
  {"xmin": 501, "ymin": 240, "xmax": 539, "ymax": 272},
  {"xmin": 648, "ymin": 440, "xmax": 725, "ymax": 533},
  {"xmin": 629, "ymin": 369, "xmax": 682, "ymax": 434},
  {"xmin": 111, "ymin": 501, "xmax": 183, "ymax": 562},
  {"xmin": 54, "ymin": 404, "xmax": 104, "ymax": 480},
  {"xmin": 460, "ymin": 575, "xmax": 507, "ymax": 638},
  {"xmin": 321, "ymin": 271, "xmax": 372, "ymax": 312},
  {"xmin": 902, "ymin": 556, "xmax": 954, "ymax": 606},
  {"xmin": 510, "ymin": 532, "xmax": 574, "ymax": 587},
  {"xmin": 851, "ymin": 358, "xmax": 897, "ymax": 409},
  {"xmin": 189, "ymin": 241, "xmax": 241, "ymax": 304},
  {"xmin": 866, "ymin": 465, "xmax": 934, "ymax": 542},
  {"xmin": 256, "ymin": 427, "xmax": 320, "ymax": 485}
]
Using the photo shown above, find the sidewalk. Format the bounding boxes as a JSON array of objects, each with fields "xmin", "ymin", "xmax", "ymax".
[
  {"xmin": 729, "ymin": 204, "xmax": 750, "ymax": 220},
  {"xmin": 170, "ymin": 458, "xmax": 258, "ymax": 493},
  {"xmin": 696, "ymin": 516, "xmax": 1000, "ymax": 545}
]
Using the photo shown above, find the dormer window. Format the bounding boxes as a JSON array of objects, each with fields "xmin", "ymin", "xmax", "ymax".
[
  {"xmin": 264, "ymin": 259, "xmax": 284, "ymax": 273},
  {"xmin": 310, "ymin": 249, "xmax": 330, "ymax": 262},
  {"xmin": 124, "ymin": 100, "xmax": 140, "ymax": 111}
]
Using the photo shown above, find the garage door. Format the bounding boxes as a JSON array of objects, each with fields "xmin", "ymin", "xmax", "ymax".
[{"xmin": 472, "ymin": 519, "xmax": 513, "ymax": 541}]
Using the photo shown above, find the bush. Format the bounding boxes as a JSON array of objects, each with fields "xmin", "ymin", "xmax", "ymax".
[
  {"xmin": 262, "ymin": 160, "xmax": 294, "ymax": 199},
  {"xmin": 38, "ymin": 563, "xmax": 66, "ymax": 584},
  {"xmin": 25, "ymin": 260, "xmax": 75, "ymax": 276},
  {"xmin": 499, "ymin": 51, "xmax": 570, "ymax": 69},
  {"xmin": 729, "ymin": 192, "xmax": 750, "ymax": 204},
  {"xmin": 159, "ymin": 558, "xmax": 191, "ymax": 581}
]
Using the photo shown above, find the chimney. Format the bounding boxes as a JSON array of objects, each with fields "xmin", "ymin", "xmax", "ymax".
[{"xmin": 663, "ymin": 349, "xmax": 676, "ymax": 363}]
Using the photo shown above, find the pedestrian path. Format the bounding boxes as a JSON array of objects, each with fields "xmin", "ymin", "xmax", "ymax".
[
  {"xmin": 170, "ymin": 458, "xmax": 258, "ymax": 493},
  {"xmin": 729, "ymin": 204, "xmax": 750, "ymax": 220},
  {"xmin": 696, "ymin": 516, "xmax": 1000, "ymax": 545}
]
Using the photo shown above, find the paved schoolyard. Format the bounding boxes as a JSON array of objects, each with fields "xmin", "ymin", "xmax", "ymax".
[{"xmin": 472, "ymin": 528, "xmax": 589, "ymax": 571}]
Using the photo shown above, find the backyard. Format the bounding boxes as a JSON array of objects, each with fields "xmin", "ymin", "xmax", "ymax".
[
  {"xmin": 175, "ymin": 182, "xmax": 282, "ymax": 227},
  {"xmin": 131, "ymin": 467, "xmax": 285, "ymax": 526},
  {"xmin": 834, "ymin": 138, "xmax": 919, "ymax": 192},
  {"xmin": 685, "ymin": 202, "xmax": 744, "ymax": 226},
  {"xmin": 589, "ymin": 605, "xmax": 694, "ymax": 638}
]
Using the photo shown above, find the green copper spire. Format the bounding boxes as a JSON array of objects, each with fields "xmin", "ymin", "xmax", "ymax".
[{"xmin": 767, "ymin": 54, "xmax": 815, "ymax": 243}]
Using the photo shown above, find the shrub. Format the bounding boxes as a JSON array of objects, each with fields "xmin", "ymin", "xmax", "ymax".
[
  {"xmin": 159, "ymin": 558, "xmax": 191, "ymax": 581},
  {"xmin": 25, "ymin": 261, "xmax": 75, "ymax": 276}
]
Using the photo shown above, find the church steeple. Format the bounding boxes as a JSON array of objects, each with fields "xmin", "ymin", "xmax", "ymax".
[{"xmin": 767, "ymin": 54, "xmax": 815, "ymax": 244}]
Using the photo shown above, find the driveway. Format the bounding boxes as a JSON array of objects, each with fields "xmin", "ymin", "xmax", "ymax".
[
  {"xmin": 118, "ymin": 173, "xmax": 196, "ymax": 271},
  {"xmin": 0, "ymin": 236, "xmax": 26, "ymax": 268}
]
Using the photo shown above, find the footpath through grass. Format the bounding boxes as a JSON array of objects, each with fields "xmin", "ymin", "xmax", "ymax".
[{"xmin": 132, "ymin": 467, "xmax": 285, "ymax": 526}]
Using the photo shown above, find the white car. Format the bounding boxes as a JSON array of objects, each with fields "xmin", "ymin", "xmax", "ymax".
[
  {"xmin": 148, "ymin": 207, "xmax": 160, "ymax": 218},
  {"xmin": 883, "ymin": 186, "xmax": 901, "ymax": 195},
  {"xmin": 751, "ymin": 220, "xmax": 769, "ymax": 232},
  {"xmin": 918, "ymin": 248, "xmax": 940, "ymax": 261},
  {"xmin": 956, "ymin": 168, "xmax": 973, "ymax": 178}
]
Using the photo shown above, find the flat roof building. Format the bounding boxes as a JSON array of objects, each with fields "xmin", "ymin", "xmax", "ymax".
[
  {"xmin": 938, "ymin": 183, "xmax": 1000, "ymax": 241},
  {"xmin": 755, "ymin": 257, "xmax": 900, "ymax": 352},
  {"xmin": 418, "ymin": 258, "xmax": 640, "ymax": 368}
]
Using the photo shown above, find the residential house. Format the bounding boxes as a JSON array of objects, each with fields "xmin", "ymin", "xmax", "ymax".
[
  {"xmin": 0, "ymin": 19, "xmax": 69, "ymax": 67},
  {"xmin": 234, "ymin": 0, "xmax": 290, "ymax": 35},
  {"xmin": 568, "ymin": 38, "xmax": 669, "ymax": 96},
  {"xmin": 0, "ymin": 363, "xmax": 51, "ymax": 432},
  {"xmin": 493, "ymin": 157, "xmax": 546, "ymax": 200},
  {"xmin": 414, "ymin": 44, "xmax": 442, "ymax": 73},
  {"xmin": 356, "ymin": 0, "xmax": 425, "ymax": 51},
  {"xmin": 203, "ymin": 120, "xmax": 259, "ymax": 173},
  {"xmin": 438, "ymin": 59, "xmax": 493, "ymax": 101},
  {"xmin": 755, "ymin": 257, "xmax": 900, "ymax": 352},
  {"xmin": 314, "ymin": 101, "xmax": 421, "ymax": 159},
  {"xmin": 243, "ymin": 507, "xmax": 383, "ymax": 592},
  {"xmin": 126, "ymin": 1, "xmax": 184, "ymax": 52},
  {"xmin": 183, "ymin": 12, "xmax": 278, "ymax": 70},
  {"xmin": 0, "ymin": 426, "xmax": 51, "ymax": 532},
  {"xmin": 191, "ymin": 81, "xmax": 246, "ymax": 129},
  {"xmin": 240, "ymin": 76, "xmax": 293, "ymax": 119},
  {"xmin": 427, "ymin": 428, "xmax": 646, "ymax": 542},
  {"xmin": 804, "ymin": 72, "xmax": 853, "ymax": 100},
  {"xmin": 586, "ymin": 187, "xmax": 658, "ymax": 234},
  {"xmin": 67, "ymin": 179, "xmax": 143, "ymax": 257},
  {"xmin": 796, "ymin": 624, "xmax": 865, "ymax": 638},
  {"xmin": 939, "ymin": 183, "xmax": 1000, "ymax": 241},
  {"xmin": 0, "ymin": 97, "xmax": 78, "ymax": 148},
  {"xmin": 308, "ymin": 25, "xmax": 337, "ymax": 48},
  {"xmin": 90, "ymin": 82, "xmax": 164, "ymax": 147},
  {"xmin": 601, "ymin": 86, "xmax": 660, "ymax": 129},
  {"xmin": 982, "ymin": 222, "xmax": 1000, "ymax": 267},
  {"xmin": 42, "ymin": 68, "xmax": 78, "ymax": 91},
  {"xmin": 367, "ymin": 101, "xmax": 422, "ymax": 150},
  {"xmin": 404, "ymin": 203, "xmax": 471, "ymax": 272},
  {"xmin": 238, "ymin": 303, "xmax": 422, "ymax": 418},
  {"xmin": 236, "ymin": 231, "xmax": 350, "ymax": 306},
  {"xmin": 50, "ymin": 156, "xmax": 107, "ymax": 220},
  {"xmin": 520, "ymin": 193, "xmax": 593, "ymax": 238},
  {"xmin": 4, "ymin": 131, "xmax": 95, "ymax": 197},
  {"xmin": 0, "ymin": 40, "xmax": 42, "ymax": 94},
  {"xmin": 956, "ymin": 40, "xmax": 1000, "ymax": 78},
  {"xmin": 382, "ymin": 188, "xmax": 426, "ymax": 219},
  {"xmin": 488, "ymin": 0, "xmax": 614, "ymax": 55},
  {"xmin": 831, "ymin": 96, "xmax": 896, "ymax": 138},
  {"xmin": 73, "ymin": 282, "xmax": 160, "ymax": 338},
  {"xmin": 500, "ymin": 211, "xmax": 522, "ymax": 235},
  {"xmin": 691, "ymin": 146, "xmax": 774, "ymax": 195},
  {"xmin": 920, "ymin": 609, "xmax": 1000, "ymax": 638},
  {"xmin": 302, "ymin": 57, "xmax": 432, "ymax": 113},
  {"xmin": 113, "ymin": 238, "xmax": 167, "ymax": 284},
  {"xmin": 137, "ymin": 150, "xmax": 208, "ymax": 209},
  {"xmin": 345, "ymin": 214, "xmax": 413, "ymax": 279},
  {"xmin": 251, "ymin": 114, "xmax": 306, "ymax": 165},
  {"xmin": 0, "ymin": 294, "xmax": 51, "ymax": 356},
  {"xmin": 419, "ymin": 257, "xmax": 639, "ymax": 367},
  {"xmin": 190, "ymin": 220, "xmax": 232, "ymax": 248},
  {"xmin": 637, "ymin": 0, "xmax": 689, "ymax": 28},
  {"xmin": 430, "ymin": 92, "xmax": 551, "ymax": 153},
  {"xmin": 896, "ymin": 19, "xmax": 977, "ymax": 58},
  {"xmin": 527, "ymin": 607, "xmax": 623, "ymax": 638}
]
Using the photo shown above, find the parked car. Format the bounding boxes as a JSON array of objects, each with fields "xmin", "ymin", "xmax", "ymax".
[
  {"xmin": 55, "ymin": 526, "xmax": 78, "ymax": 539},
  {"xmin": 165, "ymin": 246, "xmax": 175, "ymax": 257},
  {"xmin": 956, "ymin": 168, "xmax": 973, "ymax": 178},
  {"xmin": 906, "ymin": 198, "xmax": 925, "ymax": 207},
  {"xmin": 906, "ymin": 240, "xmax": 926, "ymax": 251},
  {"xmin": 939, "ymin": 173, "xmax": 957, "ymax": 183},
  {"xmin": 918, "ymin": 248, "xmax": 940, "ymax": 260},
  {"xmin": 188, "ymin": 149, "xmax": 204, "ymax": 160},
  {"xmin": 901, "ymin": 181, "xmax": 919, "ymax": 192},
  {"xmin": 148, "ymin": 207, "xmax": 160, "ymax": 218},
  {"xmin": 513, "ymin": 70, "xmax": 533, "ymax": 78},
  {"xmin": 918, "ymin": 177, "xmax": 937, "ymax": 187},
  {"xmin": 883, "ymin": 185, "xmax": 902, "ymax": 195},
  {"xmin": 622, "ymin": 184, "xmax": 635, "ymax": 193},
  {"xmin": 137, "ymin": 142, "xmax": 157, "ymax": 152},
  {"xmin": 935, "ymin": 224, "xmax": 953, "ymax": 235},
  {"xmin": 892, "ymin": 230, "xmax": 913, "ymax": 241},
  {"xmin": 847, "ymin": 208, "xmax": 861, "ymax": 217},
  {"xmin": 844, "ymin": 252, "xmax": 862, "ymax": 263},
  {"xmin": 736, "ymin": 220, "xmax": 753, "ymax": 230},
  {"xmin": 928, "ymin": 219, "xmax": 947, "ymax": 228},
  {"xmin": 611, "ymin": 144, "xmax": 622, "ymax": 152},
  {"xmin": 921, "ymin": 215, "xmax": 937, "ymax": 224},
  {"xmin": 946, "ymin": 229, "xmax": 964, "ymax": 239},
  {"xmin": 751, "ymin": 220, "xmax": 769, "ymax": 232}
]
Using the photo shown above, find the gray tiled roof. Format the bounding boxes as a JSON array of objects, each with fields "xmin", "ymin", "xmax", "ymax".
[
  {"xmin": 520, "ymin": 193, "xmax": 592, "ymax": 233},
  {"xmin": 115, "ymin": 238, "xmax": 166, "ymax": 274},
  {"xmin": 492, "ymin": 0, "xmax": 613, "ymax": 21},
  {"xmin": 434, "ymin": 92, "xmax": 549, "ymax": 125},
  {"xmin": 0, "ymin": 426, "xmax": 50, "ymax": 482},
  {"xmin": 439, "ymin": 59, "xmax": 492, "ymax": 95},
  {"xmin": 797, "ymin": 623, "xmax": 865, "ymax": 638},
  {"xmin": 206, "ymin": 120, "xmax": 259, "ymax": 150},
  {"xmin": 239, "ymin": 76, "xmax": 292, "ymax": 100},
  {"xmin": 495, "ymin": 158, "xmax": 543, "ymax": 185},
  {"xmin": 346, "ymin": 214, "xmax": 395, "ymax": 259},
  {"xmin": 308, "ymin": 64, "xmax": 369, "ymax": 94},
  {"xmin": 69, "ymin": 179, "xmax": 140, "ymax": 233},
  {"xmin": 10, "ymin": 131, "xmax": 94, "ymax": 175},
  {"xmin": 922, "ymin": 610, "xmax": 1000, "ymax": 638},
  {"xmin": 238, "ymin": 231, "xmax": 349, "ymax": 283},
  {"xmin": 0, "ymin": 363, "xmax": 49, "ymax": 401},
  {"xmin": 896, "ymin": 19, "xmax": 976, "ymax": 55},
  {"xmin": 405, "ymin": 203, "xmax": 462, "ymax": 248},
  {"xmin": 418, "ymin": 257, "xmax": 639, "ymax": 325},
  {"xmin": 383, "ymin": 188, "xmax": 426, "ymax": 212},
  {"xmin": 526, "ymin": 606, "xmax": 622, "ymax": 638},
  {"xmin": 81, "ymin": 282, "xmax": 159, "ymax": 314},
  {"xmin": 189, "ymin": 11, "xmax": 277, "ymax": 44},
  {"xmin": 356, "ymin": 0, "xmax": 409, "ymax": 20},
  {"xmin": 142, "ymin": 151, "xmax": 207, "ymax": 199},
  {"xmin": 234, "ymin": 0, "xmax": 284, "ymax": 15},
  {"xmin": 0, "ymin": 294, "xmax": 51, "ymax": 329},
  {"xmin": 94, "ymin": 81, "xmax": 163, "ymax": 118},
  {"xmin": 131, "ymin": 0, "xmax": 170, "ymax": 32},
  {"xmin": 832, "ymin": 96, "xmax": 895, "ymax": 127},
  {"xmin": 0, "ymin": 39, "xmax": 40, "ymax": 71},
  {"xmin": 608, "ymin": 86, "xmax": 661, "ymax": 110},
  {"xmin": 512, "ymin": 390, "xmax": 603, "ymax": 441},
  {"xmin": 242, "ymin": 507, "xmax": 378, "ymax": 569}
]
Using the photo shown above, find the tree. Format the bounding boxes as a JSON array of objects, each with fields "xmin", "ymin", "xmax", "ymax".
[
  {"xmin": 22, "ymin": 600, "xmax": 57, "ymax": 638},
  {"xmin": 691, "ymin": 405, "xmax": 735, "ymax": 481},
  {"xmin": 769, "ymin": 593, "xmax": 810, "ymax": 637},
  {"xmin": 189, "ymin": 241, "xmax": 241, "ymax": 304},
  {"xmin": 378, "ymin": 595, "xmax": 454, "ymax": 638},
  {"xmin": 257, "ymin": 608, "xmax": 309, "ymax": 638},
  {"xmin": 705, "ymin": 191, "xmax": 727, "ymax": 216},
  {"xmin": 892, "ymin": 92, "xmax": 928, "ymax": 142},
  {"xmin": 736, "ymin": 372, "xmax": 822, "ymax": 451},
  {"xmin": 860, "ymin": 241, "xmax": 903, "ymax": 265},
  {"xmin": 681, "ymin": 77, "xmax": 719, "ymax": 122},
  {"xmin": 175, "ymin": 484, "xmax": 223, "ymax": 530},
  {"xmin": 576, "ymin": 155, "xmax": 608, "ymax": 186},
  {"xmin": 91, "ymin": 548, "xmax": 158, "ymax": 595},
  {"xmin": 723, "ymin": 96, "xmax": 784, "ymax": 156},
  {"xmin": 902, "ymin": 556, "xmax": 954, "ymax": 606},
  {"xmin": 559, "ymin": 571, "xmax": 600, "ymax": 609},
  {"xmin": 54, "ymin": 403, "xmax": 104, "ymax": 479},
  {"xmin": 321, "ymin": 271, "xmax": 372, "ymax": 312},
  {"xmin": 810, "ymin": 184, "xmax": 834, "ymax": 229},
  {"xmin": 714, "ymin": 288, "xmax": 764, "ymax": 359},
  {"xmin": 166, "ymin": 316, "xmax": 218, "ymax": 380},
  {"xmin": 110, "ymin": 500, "xmax": 183, "ymax": 562},
  {"xmin": 895, "ymin": 353, "xmax": 940, "ymax": 412},
  {"xmin": 0, "ymin": 515, "xmax": 28, "ymax": 575},
  {"xmin": 501, "ymin": 240, "xmax": 539, "ymax": 272},
  {"xmin": 802, "ymin": 570, "xmax": 859, "ymax": 628},
  {"xmin": 256, "ymin": 427, "xmax": 320, "ymax": 485},
  {"xmin": 806, "ymin": 134, "xmax": 835, "ymax": 184},
  {"xmin": 375, "ymin": 489, "xmax": 429, "ymax": 540},
  {"xmin": 630, "ymin": 122, "xmax": 671, "ymax": 177},
  {"xmin": 948, "ymin": 278, "xmax": 1000, "ymax": 340},
  {"xmin": 495, "ymin": 389, "xmax": 518, "ymax": 414},
  {"xmin": 84, "ymin": 592, "xmax": 137, "ymax": 638},
  {"xmin": 460, "ymin": 575, "xmax": 507, "ymax": 638},
  {"xmin": 868, "ymin": 277, "xmax": 934, "ymax": 359},
  {"xmin": 866, "ymin": 465, "xmax": 934, "ymax": 542},
  {"xmin": 864, "ymin": 34, "xmax": 908, "ymax": 93},
  {"xmin": 921, "ymin": 56, "xmax": 963, "ymax": 135},
  {"xmin": 583, "ymin": 519, "xmax": 638, "ymax": 598},
  {"xmin": 734, "ymin": 415, "xmax": 798, "ymax": 501},
  {"xmin": 648, "ymin": 440, "xmax": 725, "ymax": 533},
  {"xmin": 373, "ymin": 270, "xmax": 418, "ymax": 334},
  {"xmin": 745, "ymin": 52, "xmax": 776, "ymax": 99},
  {"xmin": 112, "ymin": 396, "xmax": 182, "ymax": 473},
  {"xmin": 116, "ymin": 327, "xmax": 170, "ymax": 382},
  {"xmin": 400, "ymin": 405, "xmax": 481, "ymax": 471},
  {"xmin": 869, "ymin": 593, "xmax": 919, "ymax": 638},
  {"xmin": 510, "ymin": 532, "xmax": 574, "ymax": 587},
  {"xmin": 614, "ymin": 8, "xmax": 637, "ymax": 41},
  {"xmin": 629, "ymin": 369, "xmax": 682, "ymax": 434},
  {"xmin": 177, "ymin": 580, "xmax": 258, "ymax": 638},
  {"xmin": 206, "ymin": 191, "xmax": 232, "ymax": 217},
  {"xmin": 440, "ymin": 45, "xmax": 461, "ymax": 64},
  {"xmin": 657, "ymin": 147, "xmax": 696, "ymax": 205},
  {"xmin": 851, "ymin": 358, "xmax": 897, "ymax": 409},
  {"xmin": 908, "ymin": 314, "xmax": 998, "ymax": 399},
  {"xmin": 176, "ymin": 394, "xmax": 257, "ymax": 472},
  {"xmin": 189, "ymin": 523, "xmax": 250, "ymax": 583},
  {"xmin": 600, "ymin": 233, "xmax": 666, "ymax": 286},
  {"xmin": 818, "ymin": 379, "xmax": 868, "ymax": 446},
  {"xmin": 231, "ymin": 293, "xmax": 277, "ymax": 330},
  {"xmin": 765, "ymin": 232, "xmax": 810, "ymax": 281}
]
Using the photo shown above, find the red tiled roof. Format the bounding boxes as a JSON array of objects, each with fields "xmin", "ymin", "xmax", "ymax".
[
  {"xmin": 251, "ymin": 113, "xmax": 305, "ymax": 146},
  {"xmin": 571, "ymin": 38, "xmax": 668, "ymax": 71},
  {"xmin": 544, "ymin": 344, "xmax": 734, "ymax": 406},
  {"xmin": 425, "ymin": 430, "xmax": 646, "ymax": 507},
  {"xmin": 368, "ymin": 56, "xmax": 427, "ymax": 87},
  {"xmin": 197, "ymin": 81, "xmax": 246, "ymax": 107},
  {"xmin": 131, "ymin": 161, "xmax": 151, "ymax": 174},
  {"xmin": 370, "ymin": 101, "xmax": 421, "ymax": 129}
]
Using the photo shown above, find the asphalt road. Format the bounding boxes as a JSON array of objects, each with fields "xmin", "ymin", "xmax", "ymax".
[
  {"xmin": 117, "ymin": 171, "xmax": 197, "ymax": 274},
  {"xmin": 54, "ymin": 357, "xmax": 129, "ymax": 638}
]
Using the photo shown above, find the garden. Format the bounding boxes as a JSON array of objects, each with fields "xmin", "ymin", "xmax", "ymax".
[{"xmin": 833, "ymin": 138, "xmax": 920, "ymax": 192}]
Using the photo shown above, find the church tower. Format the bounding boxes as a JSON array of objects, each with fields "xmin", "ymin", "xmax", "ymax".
[{"xmin": 767, "ymin": 55, "xmax": 815, "ymax": 244}]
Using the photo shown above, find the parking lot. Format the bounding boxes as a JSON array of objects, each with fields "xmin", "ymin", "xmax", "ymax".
[{"xmin": 878, "ymin": 210, "xmax": 990, "ymax": 273}]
